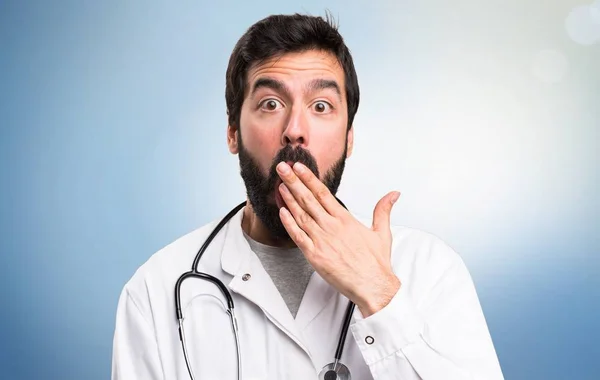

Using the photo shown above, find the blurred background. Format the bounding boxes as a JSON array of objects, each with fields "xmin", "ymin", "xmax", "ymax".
[{"xmin": 1, "ymin": 0, "xmax": 598, "ymax": 379}]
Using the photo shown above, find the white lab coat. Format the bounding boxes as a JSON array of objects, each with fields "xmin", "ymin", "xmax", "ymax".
[{"xmin": 112, "ymin": 206, "xmax": 504, "ymax": 379}]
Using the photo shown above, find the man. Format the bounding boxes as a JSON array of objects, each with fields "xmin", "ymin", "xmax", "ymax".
[{"xmin": 112, "ymin": 13, "xmax": 504, "ymax": 380}]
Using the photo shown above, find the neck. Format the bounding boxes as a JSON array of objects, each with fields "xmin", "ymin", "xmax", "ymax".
[{"xmin": 241, "ymin": 201, "xmax": 297, "ymax": 249}]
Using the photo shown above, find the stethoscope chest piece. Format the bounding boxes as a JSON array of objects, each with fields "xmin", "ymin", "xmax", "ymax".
[{"xmin": 318, "ymin": 362, "xmax": 351, "ymax": 380}]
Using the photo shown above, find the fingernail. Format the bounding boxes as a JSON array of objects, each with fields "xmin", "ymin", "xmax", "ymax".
[
  {"xmin": 293, "ymin": 162, "xmax": 305, "ymax": 173},
  {"xmin": 277, "ymin": 162, "xmax": 290, "ymax": 174},
  {"xmin": 391, "ymin": 192, "xmax": 400, "ymax": 204}
]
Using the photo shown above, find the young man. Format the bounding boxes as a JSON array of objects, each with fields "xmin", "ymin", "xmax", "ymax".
[{"xmin": 112, "ymin": 13, "xmax": 504, "ymax": 379}]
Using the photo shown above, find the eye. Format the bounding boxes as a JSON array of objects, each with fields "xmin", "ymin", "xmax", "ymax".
[
  {"xmin": 260, "ymin": 99, "xmax": 283, "ymax": 111},
  {"xmin": 313, "ymin": 101, "xmax": 333, "ymax": 113}
]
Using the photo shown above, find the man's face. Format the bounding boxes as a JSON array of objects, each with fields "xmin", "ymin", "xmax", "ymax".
[{"xmin": 228, "ymin": 49, "xmax": 354, "ymax": 241}]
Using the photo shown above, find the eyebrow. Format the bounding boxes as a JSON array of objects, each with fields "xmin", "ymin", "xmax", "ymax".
[
  {"xmin": 250, "ymin": 77, "xmax": 291, "ymax": 99},
  {"xmin": 306, "ymin": 79, "xmax": 342, "ymax": 102},
  {"xmin": 250, "ymin": 77, "xmax": 342, "ymax": 102}
]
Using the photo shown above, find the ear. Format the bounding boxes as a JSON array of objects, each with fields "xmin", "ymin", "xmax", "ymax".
[
  {"xmin": 227, "ymin": 124, "xmax": 239, "ymax": 154},
  {"xmin": 345, "ymin": 125, "xmax": 354, "ymax": 158}
]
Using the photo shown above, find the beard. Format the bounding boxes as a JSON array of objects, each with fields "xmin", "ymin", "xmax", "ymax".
[{"xmin": 238, "ymin": 134, "xmax": 347, "ymax": 242}]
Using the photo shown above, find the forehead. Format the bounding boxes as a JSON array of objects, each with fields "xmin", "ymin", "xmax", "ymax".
[{"xmin": 246, "ymin": 50, "xmax": 345, "ymax": 93}]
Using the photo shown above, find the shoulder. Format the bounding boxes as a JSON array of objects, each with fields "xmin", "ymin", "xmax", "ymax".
[
  {"xmin": 389, "ymin": 225, "xmax": 476, "ymax": 301},
  {"xmin": 389, "ymin": 225, "xmax": 463, "ymax": 268},
  {"xmin": 119, "ymin": 219, "xmax": 220, "ymax": 305},
  {"xmin": 354, "ymin": 213, "xmax": 466, "ymax": 282}
]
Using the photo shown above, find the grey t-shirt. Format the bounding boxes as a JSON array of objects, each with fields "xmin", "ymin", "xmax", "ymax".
[{"xmin": 243, "ymin": 232, "xmax": 315, "ymax": 319}]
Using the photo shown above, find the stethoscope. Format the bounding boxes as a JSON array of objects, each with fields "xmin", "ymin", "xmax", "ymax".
[{"xmin": 175, "ymin": 200, "xmax": 355, "ymax": 380}]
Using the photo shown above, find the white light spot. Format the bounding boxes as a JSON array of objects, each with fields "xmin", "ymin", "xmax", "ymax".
[
  {"xmin": 565, "ymin": 4, "xmax": 600, "ymax": 45},
  {"xmin": 591, "ymin": 0, "xmax": 600, "ymax": 23},
  {"xmin": 531, "ymin": 49, "xmax": 569, "ymax": 84}
]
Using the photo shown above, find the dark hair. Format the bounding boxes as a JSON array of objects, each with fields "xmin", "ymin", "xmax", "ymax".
[{"xmin": 225, "ymin": 13, "xmax": 360, "ymax": 131}]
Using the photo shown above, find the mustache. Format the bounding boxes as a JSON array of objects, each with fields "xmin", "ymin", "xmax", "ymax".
[{"xmin": 267, "ymin": 146, "xmax": 320, "ymax": 185}]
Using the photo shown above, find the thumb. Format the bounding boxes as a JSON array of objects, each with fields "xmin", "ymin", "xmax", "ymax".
[{"xmin": 372, "ymin": 191, "xmax": 401, "ymax": 233}]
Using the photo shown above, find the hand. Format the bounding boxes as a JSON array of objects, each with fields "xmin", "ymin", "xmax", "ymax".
[{"xmin": 276, "ymin": 161, "xmax": 402, "ymax": 317}]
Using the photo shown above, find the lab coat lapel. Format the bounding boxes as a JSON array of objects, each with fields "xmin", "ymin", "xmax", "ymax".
[
  {"xmin": 294, "ymin": 270, "xmax": 339, "ymax": 332},
  {"xmin": 220, "ymin": 207, "xmax": 311, "ymax": 356}
]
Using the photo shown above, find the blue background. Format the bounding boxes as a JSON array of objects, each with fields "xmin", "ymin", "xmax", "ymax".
[{"xmin": 1, "ymin": 1, "xmax": 598, "ymax": 379}]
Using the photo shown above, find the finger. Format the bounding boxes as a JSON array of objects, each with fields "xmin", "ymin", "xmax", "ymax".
[
  {"xmin": 277, "ymin": 162, "xmax": 330, "ymax": 224},
  {"xmin": 292, "ymin": 162, "xmax": 343, "ymax": 217},
  {"xmin": 279, "ymin": 182, "xmax": 322, "ymax": 237},
  {"xmin": 279, "ymin": 206, "xmax": 314, "ymax": 253},
  {"xmin": 372, "ymin": 191, "xmax": 400, "ymax": 235}
]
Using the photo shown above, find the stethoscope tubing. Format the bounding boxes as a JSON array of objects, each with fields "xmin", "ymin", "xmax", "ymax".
[{"xmin": 175, "ymin": 200, "xmax": 354, "ymax": 379}]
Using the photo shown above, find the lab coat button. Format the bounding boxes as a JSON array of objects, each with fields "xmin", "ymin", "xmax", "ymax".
[
  {"xmin": 242, "ymin": 273, "xmax": 251, "ymax": 281},
  {"xmin": 365, "ymin": 336, "xmax": 374, "ymax": 345}
]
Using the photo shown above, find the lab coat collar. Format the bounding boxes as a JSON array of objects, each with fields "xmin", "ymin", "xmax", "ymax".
[
  {"xmin": 220, "ymin": 205, "xmax": 247, "ymax": 276},
  {"xmin": 220, "ymin": 205, "xmax": 314, "ymax": 357}
]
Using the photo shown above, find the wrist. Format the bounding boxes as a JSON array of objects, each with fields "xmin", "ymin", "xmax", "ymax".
[{"xmin": 357, "ymin": 273, "xmax": 401, "ymax": 317}]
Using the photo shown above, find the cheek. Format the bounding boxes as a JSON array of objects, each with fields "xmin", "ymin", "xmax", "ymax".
[
  {"xmin": 312, "ymin": 129, "xmax": 347, "ymax": 172},
  {"xmin": 241, "ymin": 106, "xmax": 282, "ymax": 145},
  {"xmin": 240, "ymin": 124, "xmax": 281, "ymax": 171},
  {"xmin": 319, "ymin": 147, "xmax": 344, "ymax": 173}
]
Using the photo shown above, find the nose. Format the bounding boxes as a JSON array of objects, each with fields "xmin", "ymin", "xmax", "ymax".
[{"xmin": 281, "ymin": 105, "xmax": 308, "ymax": 147}]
